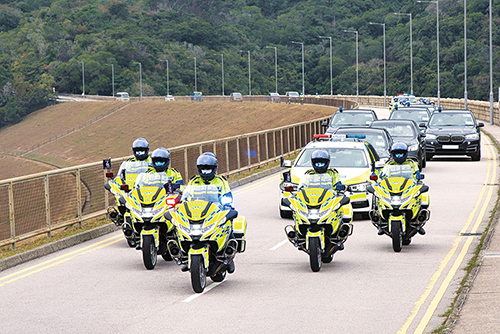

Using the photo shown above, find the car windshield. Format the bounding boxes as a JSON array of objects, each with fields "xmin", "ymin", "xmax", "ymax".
[
  {"xmin": 377, "ymin": 123, "xmax": 416, "ymax": 138},
  {"xmin": 390, "ymin": 110, "xmax": 429, "ymax": 123},
  {"xmin": 296, "ymin": 147, "xmax": 369, "ymax": 168},
  {"xmin": 288, "ymin": 92, "xmax": 299, "ymax": 97},
  {"xmin": 429, "ymin": 113, "xmax": 475, "ymax": 127},
  {"xmin": 181, "ymin": 185, "xmax": 220, "ymax": 204},
  {"xmin": 381, "ymin": 164, "xmax": 414, "ymax": 180},
  {"xmin": 299, "ymin": 174, "xmax": 334, "ymax": 190},
  {"xmin": 330, "ymin": 113, "xmax": 374, "ymax": 126}
]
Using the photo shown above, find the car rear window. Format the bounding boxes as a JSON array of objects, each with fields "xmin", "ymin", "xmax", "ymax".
[
  {"xmin": 295, "ymin": 148, "xmax": 369, "ymax": 168},
  {"xmin": 330, "ymin": 113, "xmax": 374, "ymax": 126}
]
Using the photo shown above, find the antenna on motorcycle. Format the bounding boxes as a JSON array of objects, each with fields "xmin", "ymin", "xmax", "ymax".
[{"xmin": 103, "ymin": 157, "xmax": 114, "ymax": 178}]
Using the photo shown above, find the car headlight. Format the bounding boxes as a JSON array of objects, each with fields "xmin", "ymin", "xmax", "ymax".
[
  {"xmin": 426, "ymin": 134, "xmax": 437, "ymax": 140},
  {"xmin": 465, "ymin": 133, "xmax": 479, "ymax": 140},
  {"xmin": 408, "ymin": 144, "xmax": 419, "ymax": 151},
  {"xmin": 348, "ymin": 182, "xmax": 369, "ymax": 192}
]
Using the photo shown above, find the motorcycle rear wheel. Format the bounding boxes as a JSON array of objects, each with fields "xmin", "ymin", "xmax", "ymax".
[
  {"xmin": 391, "ymin": 222, "xmax": 403, "ymax": 253},
  {"xmin": 191, "ymin": 254, "xmax": 207, "ymax": 293},
  {"xmin": 309, "ymin": 237, "xmax": 322, "ymax": 272},
  {"xmin": 142, "ymin": 235, "xmax": 157, "ymax": 270}
]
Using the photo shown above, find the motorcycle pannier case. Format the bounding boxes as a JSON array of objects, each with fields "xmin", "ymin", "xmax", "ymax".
[{"xmin": 233, "ymin": 215, "xmax": 247, "ymax": 252}]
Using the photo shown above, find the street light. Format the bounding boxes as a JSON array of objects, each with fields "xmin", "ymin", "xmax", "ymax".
[
  {"xmin": 132, "ymin": 61, "xmax": 142, "ymax": 100},
  {"xmin": 343, "ymin": 30, "xmax": 358, "ymax": 104},
  {"xmin": 190, "ymin": 57, "xmax": 197, "ymax": 92},
  {"xmin": 463, "ymin": 0, "xmax": 467, "ymax": 109},
  {"xmin": 239, "ymin": 50, "xmax": 251, "ymax": 96},
  {"xmin": 160, "ymin": 59, "xmax": 170, "ymax": 96},
  {"xmin": 369, "ymin": 22, "xmax": 386, "ymax": 107},
  {"xmin": 417, "ymin": 1, "xmax": 440, "ymax": 107},
  {"xmin": 291, "ymin": 41, "xmax": 305, "ymax": 96},
  {"xmin": 265, "ymin": 46, "xmax": 278, "ymax": 94},
  {"xmin": 79, "ymin": 61, "xmax": 85, "ymax": 97},
  {"xmin": 214, "ymin": 54, "xmax": 224, "ymax": 96},
  {"xmin": 319, "ymin": 35, "xmax": 333, "ymax": 97},
  {"xmin": 394, "ymin": 12, "xmax": 413, "ymax": 95},
  {"xmin": 105, "ymin": 63, "xmax": 114, "ymax": 97},
  {"xmin": 489, "ymin": 0, "xmax": 493, "ymax": 124}
]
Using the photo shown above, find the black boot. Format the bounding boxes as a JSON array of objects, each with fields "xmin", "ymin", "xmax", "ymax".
[
  {"xmin": 377, "ymin": 226, "xmax": 384, "ymax": 235},
  {"xmin": 227, "ymin": 260, "xmax": 235, "ymax": 274}
]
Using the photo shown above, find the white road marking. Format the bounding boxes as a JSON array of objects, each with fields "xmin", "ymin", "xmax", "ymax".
[
  {"xmin": 270, "ymin": 239, "xmax": 288, "ymax": 251},
  {"xmin": 182, "ymin": 282, "xmax": 223, "ymax": 302}
]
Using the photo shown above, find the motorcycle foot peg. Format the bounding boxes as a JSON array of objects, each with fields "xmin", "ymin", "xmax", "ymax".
[
  {"xmin": 377, "ymin": 226, "xmax": 384, "ymax": 236},
  {"xmin": 416, "ymin": 226, "xmax": 426, "ymax": 235}
]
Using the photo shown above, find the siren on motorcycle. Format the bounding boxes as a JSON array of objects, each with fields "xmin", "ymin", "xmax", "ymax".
[
  {"xmin": 120, "ymin": 184, "xmax": 130, "ymax": 191},
  {"xmin": 370, "ymin": 173, "xmax": 378, "ymax": 181}
]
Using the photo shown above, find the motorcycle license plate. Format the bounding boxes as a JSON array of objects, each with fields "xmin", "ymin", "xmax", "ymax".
[{"xmin": 442, "ymin": 145, "xmax": 459, "ymax": 149}]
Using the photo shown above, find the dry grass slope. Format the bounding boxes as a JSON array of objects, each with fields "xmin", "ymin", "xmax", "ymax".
[{"xmin": 0, "ymin": 101, "xmax": 335, "ymax": 180}]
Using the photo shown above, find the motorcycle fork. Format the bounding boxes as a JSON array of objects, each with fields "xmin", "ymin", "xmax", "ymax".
[
  {"xmin": 141, "ymin": 226, "xmax": 159, "ymax": 249},
  {"xmin": 389, "ymin": 214, "xmax": 406, "ymax": 233},
  {"xmin": 306, "ymin": 229, "xmax": 325, "ymax": 251}
]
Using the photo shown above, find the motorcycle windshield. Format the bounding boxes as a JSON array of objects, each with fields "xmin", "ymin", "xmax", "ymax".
[
  {"xmin": 118, "ymin": 160, "xmax": 150, "ymax": 177},
  {"xmin": 134, "ymin": 172, "xmax": 170, "ymax": 189},
  {"xmin": 181, "ymin": 185, "xmax": 220, "ymax": 204},
  {"xmin": 382, "ymin": 165, "xmax": 414, "ymax": 179},
  {"xmin": 298, "ymin": 174, "xmax": 334, "ymax": 190}
]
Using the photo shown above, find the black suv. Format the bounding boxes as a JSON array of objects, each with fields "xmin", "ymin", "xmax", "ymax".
[
  {"xmin": 322, "ymin": 108, "xmax": 378, "ymax": 134},
  {"xmin": 425, "ymin": 109, "xmax": 484, "ymax": 161}
]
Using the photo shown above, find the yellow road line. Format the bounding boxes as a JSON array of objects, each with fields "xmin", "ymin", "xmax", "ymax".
[
  {"xmin": 0, "ymin": 235, "xmax": 122, "ymax": 287},
  {"xmin": 398, "ymin": 136, "xmax": 495, "ymax": 333},
  {"xmin": 413, "ymin": 137, "xmax": 497, "ymax": 333}
]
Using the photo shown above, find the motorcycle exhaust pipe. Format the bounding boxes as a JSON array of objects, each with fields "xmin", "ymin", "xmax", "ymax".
[
  {"xmin": 417, "ymin": 209, "xmax": 430, "ymax": 222},
  {"xmin": 369, "ymin": 210, "xmax": 380, "ymax": 222}
]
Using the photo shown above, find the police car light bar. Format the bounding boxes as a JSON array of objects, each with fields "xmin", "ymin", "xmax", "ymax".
[{"xmin": 313, "ymin": 134, "xmax": 331, "ymax": 139}]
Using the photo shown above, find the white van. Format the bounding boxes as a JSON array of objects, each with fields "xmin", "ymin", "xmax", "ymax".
[{"xmin": 116, "ymin": 92, "xmax": 130, "ymax": 101}]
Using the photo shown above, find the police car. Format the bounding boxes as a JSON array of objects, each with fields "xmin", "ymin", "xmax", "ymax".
[{"xmin": 279, "ymin": 134, "xmax": 383, "ymax": 219}]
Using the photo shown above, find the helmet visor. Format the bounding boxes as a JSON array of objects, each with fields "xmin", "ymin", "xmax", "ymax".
[
  {"xmin": 394, "ymin": 152, "xmax": 405, "ymax": 159},
  {"xmin": 200, "ymin": 168, "xmax": 213, "ymax": 175},
  {"xmin": 314, "ymin": 161, "xmax": 327, "ymax": 168}
]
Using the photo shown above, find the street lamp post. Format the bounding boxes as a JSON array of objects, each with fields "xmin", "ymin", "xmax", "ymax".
[
  {"xmin": 291, "ymin": 41, "xmax": 305, "ymax": 96},
  {"xmin": 343, "ymin": 30, "xmax": 359, "ymax": 104},
  {"xmin": 133, "ymin": 61, "xmax": 142, "ymax": 100},
  {"xmin": 239, "ymin": 50, "xmax": 251, "ymax": 95},
  {"xmin": 162, "ymin": 59, "xmax": 169, "ymax": 96},
  {"xmin": 80, "ymin": 61, "xmax": 85, "ymax": 97},
  {"xmin": 489, "ymin": 0, "xmax": 493, "ymax": 124},
  {"xmin": 394, "ymin": 12, "xmax": 413, "ymax": 95},
  {"xmin": 319, "ymin": 36, "xmax": 333, "ymax": 97},
  {"xmin": 105, "ymin": 63, "xmax": 114, "ymax": 97},
  {"xmin": 464, "ymin": 0, "xmax": 467, "ymax": 109},
  {"xmin": 418, "ymin": 1, "xmax": 440, "ymax": 107},
  {"xmin": 218, "ymin": 54, "xmax": 224, "ymax": 96},
  {"xmin": 265, "ymin": 46, "xmax": 278, "ymax": 94},
  {"xmin": 369, "ymin": 22, "xmax": 386, "ymax": 107}
]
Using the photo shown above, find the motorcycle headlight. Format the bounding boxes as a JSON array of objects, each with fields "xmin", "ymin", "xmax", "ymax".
[
  {"xmin": 426, "ymin": 134, "xmax": 437, "ymax": 140},
  {"xmin": 408, "ymin": 144, "xmax": 419, "ymax": 152},
  {"xmin": 465, "ymin": 133, "xmax": 479, "ymax": 140},
  {"xmin": 190, "ymin": 224, "xmax": 203, "ymax": 236},
  {"xmin": 390, "ymin": 196, "xmax": 402, "ymax": 206},
  {"xmin": 308, "ymin": 209, "xmax": 320, "ymax": 220}
]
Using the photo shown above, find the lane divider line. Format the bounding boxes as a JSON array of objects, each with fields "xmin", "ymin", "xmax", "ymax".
[
  {"xmin": 413, "ymin": 136, "xmax": 497, "ymax": 333},
  {"xmin": 270, "ymin": 239, "xmax": 288, "ymax": 251},
  {"xmin": 398, "ymin": 136, "xmax": 494, "ymax": 333},
  {"xmin": 182, "ymin": 282, "xmax": 223, "ymax": 303}
]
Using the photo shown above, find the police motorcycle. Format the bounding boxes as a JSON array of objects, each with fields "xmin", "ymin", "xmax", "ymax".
[
  {"xmin": 283, "ymin": 174, "xmax": 353, "ymax": 272},
  {"xmin": 119, "ymin": 172, "xmax": 182, "ymax": 269},
  {"xmin": 367, "ymin": 165, "xmax": 430, "ymax": 252},
  {"xmin": 165, "ymin": 184, "xmax": 247, "ymax": 293},
  {"xmin": 104, "ymin": 159, "xmax": 150, "ymax": 247}
]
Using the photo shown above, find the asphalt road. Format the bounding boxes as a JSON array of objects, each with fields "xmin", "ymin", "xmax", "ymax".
[{"xmin": 0, "ymin": 108, "xmax": 497, "ymax": 334}]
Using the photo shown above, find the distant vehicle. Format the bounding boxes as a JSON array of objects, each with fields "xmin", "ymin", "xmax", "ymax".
[
  {"xmin": 269, "ymin": 92, "xmax": 281, "ymax": 103},
  {"xmin": 389, "ymin": 107, "xmax": 431, "ymax": 127},
  {"xmin": 116, "ymin": 92, "xmax": 130, "ymax": 102},
  {"xmin": 333, "ymin": 127, "xmax": 393, "ymax": 163},
  {"xmin": 191, "ymin": 91, "xmax": 203, "ymax": 102},
  {"xmin": 165, "ymin": 95, "xmax": 175, "ymax": 101},
  {"xmin": 285, "ymin": 91, "xmax": 300, "ymax": 103},
  {"xmin": 425, "ymin": 109, "xmax": 484, "ymax": 161},
  {"xmin": 322, "ymin": 108, "xmax": 378, "ymax": 134},
  {"xmin": 230, "ymin": 92, "xmax": 243, "ymax": 102}
]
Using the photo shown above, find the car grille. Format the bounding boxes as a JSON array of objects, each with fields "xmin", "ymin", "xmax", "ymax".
[
  {"xmin": 451, "ymin": 135, "xmax": 464, "ymax": 142},
  {"xmin": 437, "ymin": 135, "xmax": 450, "ymax": 143}
]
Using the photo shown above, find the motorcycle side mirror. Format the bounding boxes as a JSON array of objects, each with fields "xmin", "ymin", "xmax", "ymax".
[
  {"xmin": 339, "ymin": 196, "xmax": 350, "ymax": 206},
  {"xmin": 226, "ymin": 209, "xmax": 238, "ymax": 221},
  {"xmin": 105, "ymin": 172, "xmax": 114, "ymax": 178},
  {"xmin": 419, "ymin": 185, "xmax": 429, "ymax": 194},
  {"xmin": 120, "ymin": 184, "xmax": 130, "ymax": 191}
]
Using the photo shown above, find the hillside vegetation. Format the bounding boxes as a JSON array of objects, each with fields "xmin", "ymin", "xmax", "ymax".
[
  {"xmin": 0, "ymin": 100, "xmax": 334, "ymax": 180},
  {"xmin": 0, "ymin": 0, "xmax": 499, "ymax": 129}
]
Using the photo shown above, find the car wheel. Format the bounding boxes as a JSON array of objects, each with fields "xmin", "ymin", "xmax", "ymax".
[
  {"xmin": 426, "ymin": 153, "xmax": 433, "ymax": 161},
  {"xmin": 471, "ymin": 150, "xmax": 481, "ymax": 161},
  {"xmin": 421, "ymin": 155, "xmax": 426, "ymax": 168}
]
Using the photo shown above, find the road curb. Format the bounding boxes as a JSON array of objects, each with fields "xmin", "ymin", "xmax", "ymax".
[{"xmin": 0, "ymin": 165, "xmax": 283, "ymax": 272}]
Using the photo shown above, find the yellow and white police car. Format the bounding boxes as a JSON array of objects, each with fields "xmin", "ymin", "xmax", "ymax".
[{"xmin": 279, "ymin": 134, "xmax": 383, "ymax": 219}]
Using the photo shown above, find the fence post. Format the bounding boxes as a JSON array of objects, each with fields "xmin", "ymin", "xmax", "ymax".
[
  {"xmin": 246, "ymin": 136, "xmax": 251, "ymax": 167},
  {"xmin": 8, "ymin": 182, "xmax": 16, "ymax": 249},
  {"xmin": 237, "ymin": 138, "xmax": 241, "ymax": 170},
  {"xmin": 77, "ymin": 169, "xmax": 83, "ymax": 228},
  {"xmin": 256, "ymin": 134, "xmax": 261, "ymax": 164},
  {"xmin": 184, "ymin": 148, "xmax": 189, "ymax": 181},
  {"xmin": 225, "ymin": 140, "xmax": 230, "ymax": 174},
  {"xmin": 44, "ymin": 175, "xmax": 52, "ymax": 238},
  {"xmin": 265, "ymin": 132, "xmax": 269, "ymax": 161},
  {"xmin": 280, "ymin": 129, "xmax": 284, "ymax": 157}
]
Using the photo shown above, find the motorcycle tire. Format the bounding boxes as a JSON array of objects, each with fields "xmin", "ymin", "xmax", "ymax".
[
  {"xmin": 142, "ymin": 235, "xmax": 157, "ymax": 270},
  {"xmin": 391, "ymin": 222, "xmax": 403, "ymax": 253},
  {"xmin": 191, "ymin": 254, "xmax": 207, "ymax": 293},
  {"xmin": 309, "ymin": 237, "xmax": 322, "ymax": 272},
  {"xmin": 210, "ymin": 270, "xmax": 227, "ymax": 283}
]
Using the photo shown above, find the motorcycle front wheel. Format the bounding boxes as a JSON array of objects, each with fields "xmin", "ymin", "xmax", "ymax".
[
  {"xmin": 191, "ymin": 254, "xmax": 207, "ymax": 293},
  {"xmin": 142, "ymin": 235, "xmax": 157, "ymax": 270},
  {"xmin": 391, "ymin": 221, "xmax": 402, "ymax": 253},
  {"xmin": 309, "ymin": 237, "xmax": 322, "ymax": 272}
]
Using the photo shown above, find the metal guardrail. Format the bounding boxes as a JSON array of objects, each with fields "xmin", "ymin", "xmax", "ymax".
[{"xmin": 0, "ymin": 109, "xmax": 336, "ymax": 249}]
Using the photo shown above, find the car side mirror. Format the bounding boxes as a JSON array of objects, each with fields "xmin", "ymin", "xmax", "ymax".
[
  {"xmin": 375, "ymin": 161, "xmax": 385, "ymax": 169},
  {"xmin": 321, "ymin": 121, "xmax": 328, "ymax": 127},
  {"xmin": 478, "ymin": 122, "xmax": 484, "ymax": 128},
  {"xmin": 281, "ymin": 160, "xmax": 292, "ymax": 168},
  {"xmin": 419, "ymin": 122, "xmax": 427, "ymax": 128}
]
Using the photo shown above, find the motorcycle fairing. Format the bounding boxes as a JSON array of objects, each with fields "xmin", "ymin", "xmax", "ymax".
[
  {"xmin": 306, "ymin": 230, "xmax": 325, "ymax": 250},
  {"xmin": 141, "ymin": 227, "xmax": 160, "ymax": 248},
  {"xmin": 188, "ymin": 246, "xmax": 209, "ymax": 269}
]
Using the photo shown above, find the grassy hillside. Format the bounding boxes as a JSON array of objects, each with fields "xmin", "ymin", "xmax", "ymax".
[{"xmin": 0, "ymin": 100, "xmax": 334, "ymax": 180}]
